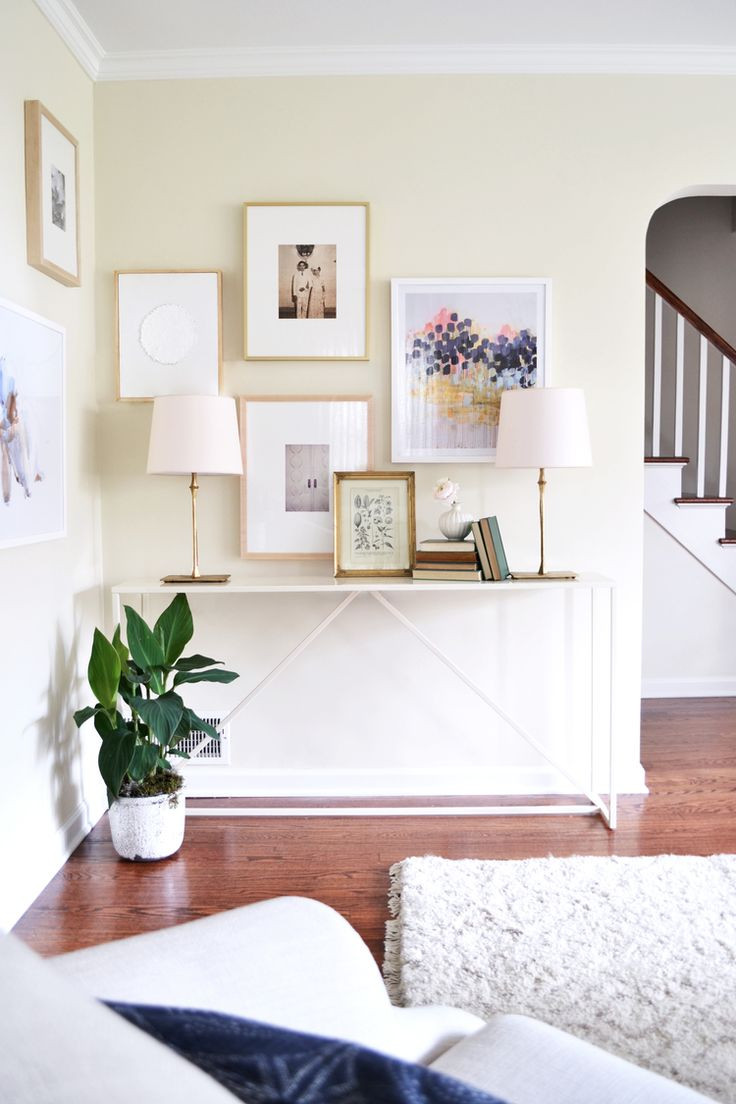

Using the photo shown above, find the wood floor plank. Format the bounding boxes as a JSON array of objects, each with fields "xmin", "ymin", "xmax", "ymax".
[{"xmin": 12, "ymin": 698, "xmax": 736, "ymax": 963}]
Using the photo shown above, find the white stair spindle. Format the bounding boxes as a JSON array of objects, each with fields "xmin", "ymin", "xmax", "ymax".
[
  {"xmin": 697, "ymin": 336, "xmax": 708, "ymax": 498},
  {"xmin": 652, "ymin": 294, "xmax": 663, "ymax": 457},
  {"xmin": 719, "ymin": 356, "xmax": 731, "ymax": 499},
  {"xmin": 675, "ymin": 313, "xmax": 684, "ymax": 456}
]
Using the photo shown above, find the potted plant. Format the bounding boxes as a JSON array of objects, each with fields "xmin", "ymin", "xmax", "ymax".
[{"xmin": 74, "ymin": 592, "xmax": 238, "ymax": 861}]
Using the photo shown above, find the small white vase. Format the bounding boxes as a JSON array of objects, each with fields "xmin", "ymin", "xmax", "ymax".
[
  {"xmin": 438, "ymin": 501, "xmax": 473, "ymax": 541},
  {"xmin": 108, "ymin": 791, "xmax": 186, "ymax": 861}
]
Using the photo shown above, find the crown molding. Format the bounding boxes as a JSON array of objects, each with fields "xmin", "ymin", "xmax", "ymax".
[
  {"xmin": 33, "ymin": 0, "xmax": 104, "ymax": 79},
  {"xmin": 93, "ymin": 43, "xmax": 736, "ymax": 82},
  {"xmin": 31, "ymin": 3, "xmax": 736, "ymax": 83}
]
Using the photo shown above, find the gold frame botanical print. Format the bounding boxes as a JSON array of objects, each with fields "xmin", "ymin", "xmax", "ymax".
[
  {"xmin": 391, "ymin": 277, "xmax": 549, "ymax": 462},
  {"xmin": 333, "ymin": 471, "xmax": 415, "ymax": 578},
  {"xmin": 243, "ymin": 202, "xmax": 369, "ymax": 360}
]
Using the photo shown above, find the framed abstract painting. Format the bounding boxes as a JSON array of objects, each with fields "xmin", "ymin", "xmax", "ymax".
[
  {"xmin": 333, "ymin": 470, "xmax": 415, "ymax": 578},
  {"xmin": 0, "ymin": 297, "xmax": 65, "ymax": 549},
  {"xmin": 240, "ymin": 395, "xmax": 373, "ymax": 559},
  {"xmin": 391, "ymin": 278, "xmax": 549, "ymax": 462},
  {"xmin": 243, "ymin": 203, "xmax": 369, "ymax": 360}
]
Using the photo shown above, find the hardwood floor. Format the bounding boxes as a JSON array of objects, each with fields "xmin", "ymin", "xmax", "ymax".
[{"xmin": 13, "ymin": 698, "xmax": 736, "ymax": 964}]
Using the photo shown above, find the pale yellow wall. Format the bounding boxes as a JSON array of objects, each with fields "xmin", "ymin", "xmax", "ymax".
[
  {"xmin": 0, "ymin": 0, "xmax": 103, "ymax": 928},
  {"xmin": 93, "ymin": 74, "xmax": 736, "ymax": 794}
]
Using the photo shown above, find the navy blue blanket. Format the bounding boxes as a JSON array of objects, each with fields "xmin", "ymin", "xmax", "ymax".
[{"xmin": 107, "ymin": 1001, "xmax": 506, "ymax": 1104}]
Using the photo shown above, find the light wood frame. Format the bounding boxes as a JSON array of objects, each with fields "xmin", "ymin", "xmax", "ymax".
[
  {"xmin": 334, "ymin": 470, "xmax": 416, "ymax": 578},
  {"xmin": 240, "ymin": 395, "xmax": 374, "ymax": 559},
  {"xmin": 24, "ymin": 100, "xmax": 80, "ymax": 287},
  {"xmin": 115, "ymin": 270, "xmax": 223, "ymax": 402},
  {"xmin": 243, "ymin": 202, "xmax": 370, "ymax": 361}
]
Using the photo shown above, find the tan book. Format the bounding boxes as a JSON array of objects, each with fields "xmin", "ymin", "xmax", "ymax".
[
  {"xmin": 412, "ymin": 568, "xmax": 483, "ymax": 581},
  {"xmin": 479, "ymin": 517, "xmax": 502, "ymax": 580}
]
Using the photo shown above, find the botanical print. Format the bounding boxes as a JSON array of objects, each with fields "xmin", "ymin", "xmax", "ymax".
[
  {"xmin": 50, "ymin": 164, "xmax": 66, "ymax": 230},
  {"xmin": 352, "ymin": 491, "xmax": 394, "ymax": 556},
  {"xmin": 284, "ymin": 443, "xmax": 329, "ymax": 512},
  {"xmin": 278, "ymin": 244, "xmax": 337, "ymax": 319},
  {"xmin": 399, "ymin": 288, "xmax": 540, "ymax": 455}
]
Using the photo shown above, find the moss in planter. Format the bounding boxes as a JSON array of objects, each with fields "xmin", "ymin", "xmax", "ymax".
[{"xmin": 119, "ymin": 769, "xmax": 184, "ymax": 801}]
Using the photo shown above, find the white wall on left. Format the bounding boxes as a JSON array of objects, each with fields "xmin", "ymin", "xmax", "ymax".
[{"xmin": 0, "ymin": 0, "xmax": 104, "ymax": 930}]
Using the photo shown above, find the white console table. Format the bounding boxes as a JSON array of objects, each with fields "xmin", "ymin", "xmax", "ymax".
[{"xmin": 112, "ymin": 575, "xmax": 617, "ymax": 829}]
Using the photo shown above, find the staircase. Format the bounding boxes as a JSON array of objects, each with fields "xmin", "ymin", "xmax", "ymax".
[{"xmin": 644, "ymin": 269, "xmax": 736, "ymax": 594}]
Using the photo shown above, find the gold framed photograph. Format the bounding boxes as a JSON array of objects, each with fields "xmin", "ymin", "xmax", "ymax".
[
  {"xmin": 24, "ymin": 100, "xmax": 80, "ymax": 287},
  {"xmin": 334, "ymin": 471, "xmax": 415, "ymax": 578},
  {"xmin": 243, "ymin": 202, "xmax": 369, "ymax": 360}
]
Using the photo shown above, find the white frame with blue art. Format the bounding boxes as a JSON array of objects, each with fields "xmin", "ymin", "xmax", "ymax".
[
  {"xmin": 0, "ymin": 296, "xmax": 66, "ymax": 549},
  {"xmin": 391, "ymin": 277, "xmax": 550, "ymax": 463}
]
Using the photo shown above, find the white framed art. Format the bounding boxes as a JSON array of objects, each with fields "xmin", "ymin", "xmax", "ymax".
[
  {"xmin": 240, "ymin": 395, "xmax": 373, "ymax": 558},
  {"xmin": 0, "ymin": 297, "xmax": 65, "ymax": 549},
  {"xmin": 115, "ymin": 270, "xmax": 222, "ymax": 401},
  {"xmin": 24, "ymin": 100, "xmax": 80, "ymax": 287},
  {"xmin": 391, "ymin": 277, "xmax": 550, "ymax": 462},
  {"xmin": 243, "ymin": 203, "xmax": 369, "ymax": 360}
]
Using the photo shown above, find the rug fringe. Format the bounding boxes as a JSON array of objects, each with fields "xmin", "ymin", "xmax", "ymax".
[{"xmin": 383, "ymin": 860, "xmax": 404, "ymax": 1005}]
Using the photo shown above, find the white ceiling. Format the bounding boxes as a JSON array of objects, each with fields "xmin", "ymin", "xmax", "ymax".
[{"xmin": 34, "ymin": 0, "xmax": 736, "ymax": 80}]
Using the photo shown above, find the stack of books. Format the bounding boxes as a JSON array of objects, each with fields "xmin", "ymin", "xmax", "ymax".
[
  {"xmin": 412, "ymin": 538, "xmax": 483, "ymax": 581},
  {"xmin": 471, "ymin": 516, "xmax": 511, "ymax": 581}
]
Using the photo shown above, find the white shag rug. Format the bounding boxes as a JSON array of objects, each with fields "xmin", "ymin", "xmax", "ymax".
[{"xmin": 385, "ymin": 854, "xmax": 736, "ymax": 1102}]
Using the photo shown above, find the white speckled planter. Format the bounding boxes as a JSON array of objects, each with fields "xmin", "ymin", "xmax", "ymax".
[{"xmin": 108, "ymin": 792, "xmax": 185, "ymax": 861}]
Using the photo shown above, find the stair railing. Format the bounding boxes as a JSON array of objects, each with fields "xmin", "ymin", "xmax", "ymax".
[{"xmin": 646, "ymin": 269, "xmax": 735, "ymax": 499}]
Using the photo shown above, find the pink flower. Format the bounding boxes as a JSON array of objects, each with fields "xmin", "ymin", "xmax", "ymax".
[{"xmin": 433, "ymin": 477, "xmax": 459, "ymax": 503}]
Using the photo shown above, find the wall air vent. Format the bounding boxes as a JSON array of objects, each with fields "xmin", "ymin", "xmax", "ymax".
[{"xmin": 177, "ymin": 717, "xmax": 231, "ymax": 765}]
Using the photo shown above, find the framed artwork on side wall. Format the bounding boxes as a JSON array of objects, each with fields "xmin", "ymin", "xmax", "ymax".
[
  {"xmin": 334, "ymin": 470, "xmax": 415, "ymax": 578},
  {"xmin": 115, "ymin": 270, "xmax": 222, "ymax": 401},
  {"xmin": 391, "ymin": 278, "xmax": 549, "ymax": 463},
  {"xmin": 240, "ymin": 395, "xmax": 373, "ymax": 559},
  {"xmin": 243, "ymin": 203, "xmax": 369, "ymax": 360},
  {"xmin": 24, "ymin": 100, "xmax": 80, "ymax": 287},
  {"xmin": 0, "ymin": 297, "xmax": 65, "ymax": 549}
]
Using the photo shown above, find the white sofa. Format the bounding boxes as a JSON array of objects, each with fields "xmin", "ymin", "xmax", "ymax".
[{"xmin": 1, "ymin": 896, "xmax": 713, "ymax": 1103}]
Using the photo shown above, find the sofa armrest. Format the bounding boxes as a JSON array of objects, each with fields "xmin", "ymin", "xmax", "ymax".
[
  {"xmin": 430, "ymin": 1014, "xmax": 715, "ymax": 1104},
  {"xmin": 53, "ymin": 896, "xmax": 482, "ymax": 1063}
]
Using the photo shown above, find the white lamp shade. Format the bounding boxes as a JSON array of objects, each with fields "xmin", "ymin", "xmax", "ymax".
[
  {"xmin": 147, "ymin": 395, "xmax": 243, "ymax": 475},
  {"xmin": 495, "ymin": 387, "xmax": 592, "ymax": 469}
]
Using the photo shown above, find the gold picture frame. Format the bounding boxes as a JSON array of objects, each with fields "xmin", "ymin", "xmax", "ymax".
[
  {"xmin": 24, "ymin": 100, "xmax": 80, "ymax": 287},
  {"xmin": 115, "ymin": 270, "xmax": 223, "ymax": 401},
  {"xmin": 334, "ymin": 471, "xmax": 416, "ymax": 578},
  {"xmin": 243, "ymin": 202, "xmax": 369, "ymax": 360}
]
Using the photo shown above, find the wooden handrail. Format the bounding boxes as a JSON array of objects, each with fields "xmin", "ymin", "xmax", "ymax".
[{"xmin": 646, "ymin": 269, "xmax": 736, "ymax": 365}]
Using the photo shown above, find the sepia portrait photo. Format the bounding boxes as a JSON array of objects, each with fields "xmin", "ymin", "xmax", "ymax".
[{"xmin": 278, "ymin": 244, "xmax": 337, "ymax": 319}]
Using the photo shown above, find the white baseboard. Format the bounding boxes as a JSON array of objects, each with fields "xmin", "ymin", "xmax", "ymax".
[
  {"xmin": 182, "ymin": 763, "xmax": 648, "ymax": 799},
  {"xmin": 3, "ymin": 799, "xmax": 101, "ymax": 933},
  {"xmin": 642, "ymin": 677, "xmax": 736, "ymax": 698}
]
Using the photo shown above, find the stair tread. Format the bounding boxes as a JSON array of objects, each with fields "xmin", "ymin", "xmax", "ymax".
[
  {"xmin": 719, "ymin": 530, "xmax": 736, "ymax": 545},
  {"xmin": 674, "ymin": 496, "xmax": 733, "ymax": 505},
  {"xmin": 644, "ymin": 456, "xmax": 690, "ymax": 464}
]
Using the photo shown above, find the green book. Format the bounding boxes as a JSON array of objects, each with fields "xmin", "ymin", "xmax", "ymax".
[{"xmin": 487, "ymin": 516, "xmax": 510, "ymax": 579}]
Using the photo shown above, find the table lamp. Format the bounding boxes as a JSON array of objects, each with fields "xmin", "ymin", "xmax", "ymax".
[
  {"xmin": 495, "ymin": 387, "xmax": 592, "ymax": 579},
  {"xmin": 147, "ymin": 394, "xmax": 243, "ymax": 584}
]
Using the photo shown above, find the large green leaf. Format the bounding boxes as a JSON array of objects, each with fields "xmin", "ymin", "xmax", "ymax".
[
  {"xmin": 173, "ymin": 667, "xmax": 239, "ymax": 688},
  {"xmin": 173, "ymin": 654, "xmax": 221, "ymax": 672},
  {"xmin": 154, "ymin": 593, "xmax": 194, "ymax": 666},
  {"xmin": 98, "ymin": 728, "xmax": 137, "ymax": 802},
  {"xmin": 183, "ymin": 707, "xmax": 220, "ymax": 743},
  {"xmin": 87, "ymin": 629, "xmax": 121, "ymax": 711},
  {"xmin": 124, "ymin": 605, "xmax": 166, "ymax": 671},
  {"xmin": 111, "ymin": 625, "xmax": 129, "ymax": 668},
  {"xmin": 73, "ymin": 705, "xmax": 97, "ymax": 728},
  {"xmin": 133, "ymin": 692, "xmax": 184, "ymax": 749},
  {"xmin": 127, "ymin": 742, "xmax": 160, "ymax": 782}
]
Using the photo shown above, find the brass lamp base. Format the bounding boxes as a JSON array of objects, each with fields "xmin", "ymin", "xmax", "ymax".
[
  {"xmin": 162, "ymin": 574, "xmax": 230, "ymax": 584},
  {"xmin": 511, "ymin": 570, "xmax": 577, "ymax": 581}
]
